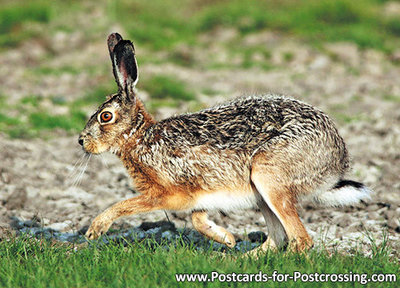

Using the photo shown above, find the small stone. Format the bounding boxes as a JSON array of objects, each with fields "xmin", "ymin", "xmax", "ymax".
[
  {"xmin": 336, "ymin": 214, "xmax": 353, "ymax": 228},
  {"xmin": 9, "ymin": 217, "xmax": 24, "ymax": 230},
  {"xmin": 145, "ymin": 227, "xmax": 161, "ymax": 235},
  {"xmin": 310, "ymin": 55, "xmax": 330, "ymax": 70},
  {"xmin": 5, "ymin": 188, "xmax": 27, "ymax": 210},
  {"xmin": 144, "ymin": 227, "xmax": 163, "ymax": 243},
  {"xmin": 0, "ymin": 223, "xmax": 14, "ymax": 240},
  {"xmin": 47, "ymin": 221, "xmax": 72, "ymax": 232},
  {"xmin": 161, "ymin": 231, "xmax": 176, "ymax": 241},
  {"xmin": 34, "ymin": 229, "xmax": 55, "ymax": 240},
  {"xmin": 385, "ymin": 210, "xmax": 396, "ymax": 220},
  {"xmin": 387, "ymin": 218, "xmax": 400, "ymax": 230},
  {"xmin": 23, "ymin": 220, "xmax": 40, "ymax": 228},
  {"xmin": 368, "ymin": 211, "xmax": 380, "ymax": 220},
  {"xmin": 346, "ymin": 222, "xmax": 362, "ymax": 233},
  {"xmin": 366, "ymin": 204, "xmax": 379, "ymax": 212},
  {"xmin": 133, "ymin": 231, "xmax": 146, "ymax": 241},
  {"xmin": 235, "ymin": 240, "xmax": 257, "ymax": 252},
  {"xmin": 0, "ymin": 169, "xmax": 10, "ymax": 184}
]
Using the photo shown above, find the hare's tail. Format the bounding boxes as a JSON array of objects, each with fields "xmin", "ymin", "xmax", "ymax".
[{"xmin": 313, "ymin": 180, "xmax": 372, "ymax": 207}]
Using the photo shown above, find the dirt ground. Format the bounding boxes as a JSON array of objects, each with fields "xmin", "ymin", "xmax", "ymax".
[{"xmin": 0, "ymin": 31, "xmax": 399, "ymax": 257}]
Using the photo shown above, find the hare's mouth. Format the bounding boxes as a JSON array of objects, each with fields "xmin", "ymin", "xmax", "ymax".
[
  {"xmin": 83, "ymin": 145, "xmax": 107, "ymax": 155},
  {"xmin": 79, "ymin": 138, "xmax": 108, "ymax": 155}
]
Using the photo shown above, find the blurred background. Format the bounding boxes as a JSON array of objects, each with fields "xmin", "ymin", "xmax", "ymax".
[
  {"xmin": 1, "ymin": 0, "xmax": 400, "ymax": 136},
  {"xmin": 0, "ymin": 0, "xmax": 399, "ymax": 255}
]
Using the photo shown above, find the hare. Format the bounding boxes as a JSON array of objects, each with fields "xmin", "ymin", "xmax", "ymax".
[{"xmin": 79, "ymin": 33, "xmax": 371, "ymax": 252}]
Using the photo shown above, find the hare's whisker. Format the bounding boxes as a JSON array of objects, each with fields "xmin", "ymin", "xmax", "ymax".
[
  {"xmin": 66, "ymin": 153, "xmax": 87, "ymax": 185},
  {"xmin": 71, "ymin": 153, "xmax": 91, "ymax": 187},
  {"xmin": 100, "ymin": 154, "xmax": 109, "ymax": 168}
]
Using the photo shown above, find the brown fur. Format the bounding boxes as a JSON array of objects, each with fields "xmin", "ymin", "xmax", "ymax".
[{"xmin": 79, "ymin": 33, "xmax": 371, "ymax": 253}]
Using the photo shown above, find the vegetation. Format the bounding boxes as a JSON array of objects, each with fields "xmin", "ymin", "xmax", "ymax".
[
  {"xmin": 0, "ymin": 0, "xmax": 398, "ymax": 137},
  {"xmin": 0, "ymin": 236, "xmax": 398, "ymax": 287},
  {"xmin": 115, "ymin": 0, "xmax": 400, "ymax": 52},
  {"xmin": 0, "ymin": 1, "xmax": 51, "ymax": 47}
]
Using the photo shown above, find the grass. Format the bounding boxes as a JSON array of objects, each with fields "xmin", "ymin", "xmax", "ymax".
[
  {"xmin": 110, "ymin": 0, "xmax": 197, "ymax": 51},
  {"xmin": 33, "ymin": 65, "xmax": 81, "ymax": 76},
  {"xmin": 0, "ymin": 1, "xmax": 51, "ymax": 47},
  {"xmin": 0, "ymin": 110, "xmax": 88, "ymax": 139},
  {"xmin": 72, "ymin": 81, "xmax": 116, "ymax": 107},
  {"xmin": 140, "ymin": 75, "xmax": 195, "ymax": 101},
  {"xmin": 28, "ymin": 110, "xmax": 87, "ymax": 132},
  {"xmin": 139, "ymin": 75, "xmax": 196, "ymax": 112},
  {"xmin": 383, "ymin": 94, "xmax": 400, "ymax": 102},
  {"xmin": 0, "ymin": 91, "xmax": 95, "ymax": 138},
  {"xmin": 114, "ymin": 0, "xmax": 400, "ymax": 53},
  {"xmin": 195, "ymin": 0, "xmax": 399, "ymax": 52},
  {"xmin": 0, "ymin": 74, "xmax": 195, "ymax": 138},
  {"xmin": 0, "ymin": 236, "xmax": 398, "ymax": 287},
  {"xmin": 2, "ymin": 0, "xmax": 398, "ymax": 52}
]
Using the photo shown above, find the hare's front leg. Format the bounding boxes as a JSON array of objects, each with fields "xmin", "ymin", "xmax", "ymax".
[
  {"xmin": 86, "ymin": 195, "xmax": 159, "ymax": 240},
  {"xmin": 191, "ymin": 211, "xmax": 236, "ymax": 248}
]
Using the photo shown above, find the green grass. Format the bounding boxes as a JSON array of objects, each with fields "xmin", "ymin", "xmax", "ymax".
[
  {"xmin": 33, "ymin": 65, "xmax": 81, "ymax": 76},
  {"xmin": 112, "ymin": 0, "xmax": 400, "ymax": 53},
  {"xmin": 141, "ymin": 75, "xmax": 195, "ymax": 101},
  {"xmin": 72, "ymin": 81, "xmax": 116, "ymax": 107},
  {"xmin": 194, "ymin": 0, "xmax": 398, "ymax": 52},
  {"xmin": 139, "ymin": 75, "xmax": 196, "ymax": 112},
  {"xmin": 111, "ymin": 0, "xmax": 197, "ymax": 51},
  {"xmin": 0, "ymin": 112, "xmax": 24, "ymax": 138},
  {"xmin": 138, "ymin": 75, "xmax": 196, "ymax": 113},
  {"xmin": 383, "ymin": 94, "xmax": 400, "ymax": 102},
  {"xmin": 0, "ymin": 110, "xmax": 87, "ymax": 139},
  {"xmin": 1, "ymin": 0, "xmax": 398, "ymax": 52},
  {"xmin": 0, "ymin": 236, "xmax": 398, "ymax": 287},
  {"xmin": 0, "ymin": 74, "xmax": 196, "ymax": 138},
  {"xmin": 21, "ymin": 95, "xmax": 43, "ymax": 107},
  {"xmin": 0, "ymin": 91, "xmax": 94, "ymax": 138},
  {"xmin": 28, "ymin": 110, "xmax": 87, "ymax": 132},
  {"xmin": 0, "ymin": 1, "xmax": 51, "ymax": 47}
]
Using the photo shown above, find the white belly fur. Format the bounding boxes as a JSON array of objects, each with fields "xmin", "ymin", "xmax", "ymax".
[{"xmin": 192, "ymin": 190, "xmax": 258, "ymax": 212}]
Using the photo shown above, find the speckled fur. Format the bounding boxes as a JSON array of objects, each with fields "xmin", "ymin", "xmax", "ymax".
[{"xmin": 79, "ymin": 33, "xmax": 371, "ymax": 252}]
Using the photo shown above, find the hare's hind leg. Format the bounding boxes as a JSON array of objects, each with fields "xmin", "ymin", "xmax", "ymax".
[
  {"xmin": 247, "ymin": 197, "xmax": 287, "ymax": 256},
  {"xmin": 86, "ymin": 195, "xmax": 160, "ymax": 240},
  {"xmin": 250, "ymin": 161, "xmax": 313, "ymax": 252},
  {"xmin": 191, "ymin": 211, "xmax": 236, "ymax": 248}
]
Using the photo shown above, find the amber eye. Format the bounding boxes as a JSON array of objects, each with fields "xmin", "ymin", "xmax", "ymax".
[{"xmin": 100, "ymin": 111, "xmax": 113, "ymax": 123}]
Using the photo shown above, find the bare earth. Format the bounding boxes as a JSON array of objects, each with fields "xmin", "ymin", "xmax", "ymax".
[{"xmin": 0, "ymin": 31, "xmax": 399, "ymax": 257}]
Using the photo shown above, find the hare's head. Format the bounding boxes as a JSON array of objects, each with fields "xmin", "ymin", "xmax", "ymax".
[{"xmin": 79, "ymin": 33, "xmax": 141, "ymax": 154}]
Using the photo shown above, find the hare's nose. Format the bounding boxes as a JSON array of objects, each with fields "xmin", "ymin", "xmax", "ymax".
[{"xmin": 78, "ymin": 137, "xmax": 84, "ymax": 146}]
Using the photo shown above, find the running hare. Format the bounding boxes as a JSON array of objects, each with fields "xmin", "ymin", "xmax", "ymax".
[{"xmin": 79, "ymin": 33, "xmax": 371, "ymax": 252}]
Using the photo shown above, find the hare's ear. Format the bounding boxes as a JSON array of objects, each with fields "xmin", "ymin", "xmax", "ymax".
[{"xmin": 107, "ymin": 33, "xmax": 138, "ymax": 101}]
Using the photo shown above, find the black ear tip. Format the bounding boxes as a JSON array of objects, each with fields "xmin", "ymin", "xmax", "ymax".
[
  {"xmin": 115, "ymin": 40, "xmax": 136, "ymax": 54},
  {"xmin": 108, "ymin": 32, "xmax": 123, "ymax": 42},
  {"xmin": 107, "ymin": 33, "xmax": 123, "ymax": 53}
]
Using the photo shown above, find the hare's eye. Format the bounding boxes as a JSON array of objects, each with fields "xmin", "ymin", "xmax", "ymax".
[{"xmin": 100, "ymin": 111, "xmax": 113, "ymax": 123}]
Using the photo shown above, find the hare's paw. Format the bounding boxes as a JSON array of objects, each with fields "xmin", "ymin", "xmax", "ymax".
[
  {"xmin": 85, "ymin": 213, "xmax": 113, "ymax": 240},
  {"xmin": 287, "ymin": 236, "xmax": 313, "ymax": 253}
]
